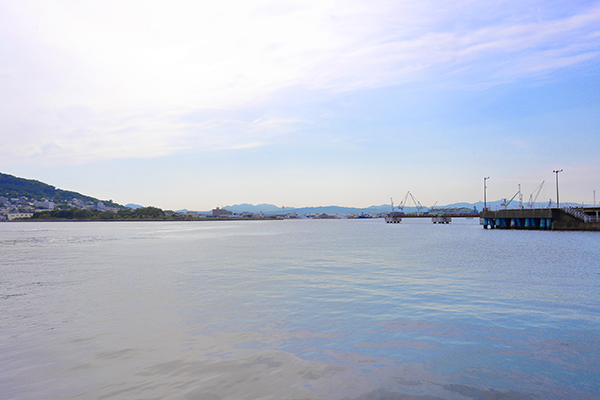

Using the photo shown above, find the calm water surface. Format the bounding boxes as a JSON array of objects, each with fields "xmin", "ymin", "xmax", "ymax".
[{"xmin": 1, "ymin": 219, "xmax": 599, "ymax": 399}]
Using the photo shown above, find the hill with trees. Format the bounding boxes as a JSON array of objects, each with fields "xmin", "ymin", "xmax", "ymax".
[{"xmin": 0, "ymin": 172, "xmax": 122, "ymax": 209}]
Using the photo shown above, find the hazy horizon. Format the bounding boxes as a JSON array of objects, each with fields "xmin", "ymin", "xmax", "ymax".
[{"xmin": 1, "ymin": 0, "xmax": 599, "ymax": 210}]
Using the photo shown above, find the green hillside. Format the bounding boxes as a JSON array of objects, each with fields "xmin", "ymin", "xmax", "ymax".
[{"xmin": 0, "ymin": 172, "xmax": 122, "ymax": 208}]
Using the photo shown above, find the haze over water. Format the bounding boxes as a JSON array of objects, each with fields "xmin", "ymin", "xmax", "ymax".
[{"xmin": 1, "ymin": 219, "xmax": 599, "ymax": 399}]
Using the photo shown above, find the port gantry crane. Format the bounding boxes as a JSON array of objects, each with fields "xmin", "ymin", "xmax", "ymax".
[{"xmin": 398, "ymin": 191, "xmax": 424, "ymax": 214}]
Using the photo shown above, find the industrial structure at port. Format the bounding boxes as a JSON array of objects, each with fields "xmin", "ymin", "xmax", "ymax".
[
  {"xmin": 479, "ymin": 173, "xmax": 600, "ymax": 231},
  {"xmin": 385, "ymin": 180, "xmax": 600, "ymax": 231},
  {"xmin": 385, "ymin": 191, "xmax": 478, "ymax": 224},
  {"xmin": 480, "ymin": 207, "xmax": 600, "ymax": 231},
  {"xmin": 385, "ymin": 202, "xmax": 600, "ymax": 231}
]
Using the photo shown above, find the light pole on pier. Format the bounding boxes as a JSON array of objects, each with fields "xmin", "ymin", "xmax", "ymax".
[
  {"xmin": 553, "ymin": 169, "xmax": 563, "ymax": 208},
  {"xmin": 595, "ymin": 190, "xmax": 598, "ymax": 221},
  {"xmin": 484, "ymin": 177, "xmax": 490, "ymax": 211}
]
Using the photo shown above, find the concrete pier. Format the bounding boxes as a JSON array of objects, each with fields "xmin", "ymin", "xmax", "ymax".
[
  {"xmin": 480, "ymin": 207, "xmax": 600, "ymax": 231},
  {"xmin": 385, "ymin": 212, "xmax": 403, "ymax": 223}
]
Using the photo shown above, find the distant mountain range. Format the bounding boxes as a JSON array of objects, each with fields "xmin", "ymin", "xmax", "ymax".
[
  {"xmin": 217, "ymin": 203, "xmax": 479, "ymax": 215},
  {"xmin": 1, "ymin": 172, "xmax": 585, "ymax": 214},
  {"xmin": 215, "ymin": 199, "xmax": 585, "ymax": 215}
]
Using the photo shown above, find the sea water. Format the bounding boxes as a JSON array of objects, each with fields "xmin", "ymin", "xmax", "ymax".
[{"xmin": 1, "ymin": 219, "xmax": 599, "ymax": 399}]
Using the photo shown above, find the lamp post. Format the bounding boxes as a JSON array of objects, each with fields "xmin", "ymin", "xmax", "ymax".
[
  {"xmin": 553, "ymin": 169, "xmax": 563, "ymax": 208},
  {"xmin": 594, "ymin": 190, "xmax": 598, "ymax": 221},
  {"xmin": 484, "ymin": 177, "xmax": 490, "ymax": 211}
]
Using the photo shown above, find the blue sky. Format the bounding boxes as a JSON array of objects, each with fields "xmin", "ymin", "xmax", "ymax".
[{"xmin": 1, "ymin": 0, "xmax": 599, "ymax": 210}]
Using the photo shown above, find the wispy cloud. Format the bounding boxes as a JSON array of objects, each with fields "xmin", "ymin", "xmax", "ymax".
[{"xmin": 1, "ymin": 0, "xmax": 599, "ymax": 165}]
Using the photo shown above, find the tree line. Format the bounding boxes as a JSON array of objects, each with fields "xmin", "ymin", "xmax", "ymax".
[{"xmin": 32, "ymin": 206, "xmax": 167, "ymax": 220}]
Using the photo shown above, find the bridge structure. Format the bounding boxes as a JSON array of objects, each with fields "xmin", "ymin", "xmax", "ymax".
[
  {"xmin": 387, "ymin": 191, "xmax": 479, "ymax": 224},
  {"xmin": 385, "ymin": 212, "xmax": 479, "ymax": 224}
]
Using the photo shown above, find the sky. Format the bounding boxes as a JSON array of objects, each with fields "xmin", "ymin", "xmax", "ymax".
[{"xmin": 1, "ymin": 0, "xmax": 599, "ymax": 211}]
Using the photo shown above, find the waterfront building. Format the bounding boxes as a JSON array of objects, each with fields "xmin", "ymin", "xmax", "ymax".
[{"xmin": 212, "ymin": 207, "xmax": 233, "ymax": 217}]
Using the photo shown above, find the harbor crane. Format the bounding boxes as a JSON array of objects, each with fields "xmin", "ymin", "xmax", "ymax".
[
  {"xmin": 430, "ymin": 201, "xmax": 438, "ymax": 212},
  {"xmin": 398, "ymin": 191, "xmax": 424, "ymax": 214},
  {"xmin": 501, "ymin": 186, "xmax": 521, "ymax": 209},
  {"xmin": 527, "ymin": 181, "xmax": 545, "ymax": 209}
]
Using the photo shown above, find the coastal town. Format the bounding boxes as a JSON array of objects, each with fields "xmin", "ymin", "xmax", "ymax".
[
  {"xmin": 0, "ymin": 195, "xmax": 385, "ymax": 221},
  {"xmin": 1, "ymin": 172, "xmax": 479, "ymax": 221},
  {"xmin": 0, "ymin": 195, "xmax": 121, "ymax": 221}
]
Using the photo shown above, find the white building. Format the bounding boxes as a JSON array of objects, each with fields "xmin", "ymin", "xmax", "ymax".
[
  {"xmin": 7, "ymin": 212, "xmax": 34, "ymax": 220},
  {"xmin": 36, "ymin": 199, "xmax": 55, "ymax": 210}
]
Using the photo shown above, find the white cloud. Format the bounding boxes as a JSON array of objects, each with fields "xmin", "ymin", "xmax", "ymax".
[{"xmin": 1, "ymin": 0, "xmax": 599, "ymax": 165}]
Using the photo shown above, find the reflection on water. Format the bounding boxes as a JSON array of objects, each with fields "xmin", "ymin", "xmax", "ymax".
[{"xmin": 1, "ymin": 220, "xmax": 599, "ymax": 399}]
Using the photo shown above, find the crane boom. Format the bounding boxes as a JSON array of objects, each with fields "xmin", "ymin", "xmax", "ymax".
[
  {"xmin": 408, "ymin": 192, "xmax": 423, "ymax": 214},
  {"xmin": 527, "ymin": 181, "xmax": 545, "ymax": 208},
  {"xmin": 397, "ymin": 191, "xmax": 424, "ymax": 214},
  {"xmin": 398, "ymin": 191, "xmax": 411, "ymax": 212},
  {"xmin": 430, "ymin": 201, "xmax": 438, "ymax": 212},
  {"xmin": 503, "ymin": 190, "xmax": 520, "ymax": 209}
]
